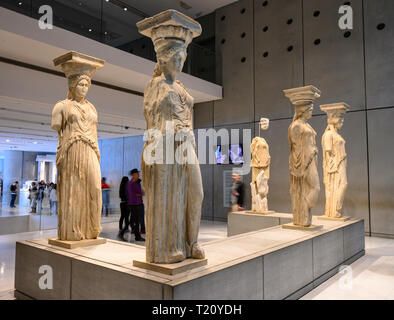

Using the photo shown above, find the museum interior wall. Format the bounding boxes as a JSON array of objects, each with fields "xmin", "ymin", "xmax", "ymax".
[
  {"xmin": 194, "ymin": 0, "xmax": 394, "ymax": 237},
  {"xmin": 98, "ymin": 135, "xmax": 144, "ymax": 212}
]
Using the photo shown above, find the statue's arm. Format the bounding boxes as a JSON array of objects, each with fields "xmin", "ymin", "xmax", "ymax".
[
  {"xmin": 322, "ymin": 131, "xmax": 337, "ymax": 172},
  {"xmin": 289, "ymin": 123, "xmax": 304, "ymax": 176},
  {"xmin": 51, "ymin": 102, "xmax": 64, "ymax": 132}
]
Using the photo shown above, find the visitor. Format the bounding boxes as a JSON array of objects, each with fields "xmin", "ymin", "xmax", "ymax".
[
  {"xmin": 29, "ymin": 182, "xmax": 38, "ymax": 213},
  {"xmin": 49, "ymin": 184, "xmax": 58, "ymax": 215},
  {"xmin": 36, "ymin": 182, "xmax": 45, "ymax": 214},
  {"xmin": 126, "ymin": 169, "xmax": 145, "ymax": 242},
  {"xmin": 101, "ymin": 177, "xmax": 110, "ymax": 217},
  {"xmin": 118, "ymin": 176, "xmax": 129, "ymax": 233},
  {"xmin": 0, "ymin": 172, "xmax": 3, "ymax": 200},
  {"xmin": 48, "ymin": 183, "xmax": 54, "ymax": 212},
  {"xmin": 231, "ymin": 173, "xmax": 244, "ymax": 211},
  {"xmin": 9, "ymin": 181, "xmax": 18, "ymax": 208}
]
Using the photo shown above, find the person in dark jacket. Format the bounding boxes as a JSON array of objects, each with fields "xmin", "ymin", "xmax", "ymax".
[
  {"xmin": 9, "ymin": 181, "xmax": 18, "ymax": 208},
  {"xmin": 126, "ymin": 169, "xmax": 145, "ymax": 242},
  {"xmin": 118, "ymin": 176, "xmax": 129, "ymax": 233},
  {"xmin": 231, "ymin": 173, "xmax": 244, "ymax": 211}
]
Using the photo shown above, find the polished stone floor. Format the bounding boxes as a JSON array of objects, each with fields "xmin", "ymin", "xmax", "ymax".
[{"xmin": 0, "ymin": 218, "xmax": 393, "ymax": 300}]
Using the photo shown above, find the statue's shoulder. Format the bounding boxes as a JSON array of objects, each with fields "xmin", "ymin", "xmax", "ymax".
[
  {"xmin": 53, "ymin": 99, "xmax": 68, "ymax": 113},
  {"xmin": 146, "ymin": 76, "xmax": 166, "ymax": 88}
]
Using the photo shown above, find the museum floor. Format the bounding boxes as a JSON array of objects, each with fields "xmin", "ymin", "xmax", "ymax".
[{"xmin": 0, "ymin": 220, "xmax": 393, "ymax": 300}]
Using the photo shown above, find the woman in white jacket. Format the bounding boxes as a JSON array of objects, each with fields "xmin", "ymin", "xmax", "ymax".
[{"xmin": 50, "ymin": 184, "xmax": 58, "ymax": 215}]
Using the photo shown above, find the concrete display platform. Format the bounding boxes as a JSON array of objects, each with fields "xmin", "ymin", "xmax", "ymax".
[
  {"xmin": 48, "ymin": 237, "xmax": 107, "ymax": 249},
  {"xmin": 133, "ymin": 258, "xmax": 208, "ymax": 275},
  {"xmin": 282, "ymin": 223, "xmax": 323, "ymax": 231},
  {"xmin": 228, "ymin": 211, "xmax": 293, "ymax": 236},
  {"xmin": 14, "ymin": 218, "xmax": 365, "ymax": 300}
]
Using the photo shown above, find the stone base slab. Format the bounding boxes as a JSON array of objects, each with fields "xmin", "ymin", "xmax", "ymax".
[
  {"xmin": 317, "ymin": 215, "xmax": 351, "ymax": 222},
  {"xmin": 14, "ymin": 219, "xmax": 365, "ymax": 300},
  {"xmin": 244, "ymin": 210, "xmax": 275, "ymax": 215},
  {"xmin": 228, "ymin": 211, "xmax": 293, "ymax": 236},
  {"xmin": 282, "ymin": 223, "xmax": 323, "ymax": 231},
  {"xmin": 133, "ymin": 258, "xmax": 208, "ymax": 275},
  {"xmin": 48, "ymin": 237, "xmax": 107, "ymax": 249}
]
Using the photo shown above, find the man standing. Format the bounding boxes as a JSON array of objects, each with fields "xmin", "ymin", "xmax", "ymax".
[
  {"xmin": 231, "ymin": 173, "xmax": 244, "ymax": 212},
  {"xmin": 126, "ymin": 169, "xmax": 145, "ymax": 242},
  {"xmin": 9, "ymin": 181, "xmax": 18, "ymax": 208},
  {"xmin": 36, "ymin": 181, "xmax": 45, "ymax": 214}
]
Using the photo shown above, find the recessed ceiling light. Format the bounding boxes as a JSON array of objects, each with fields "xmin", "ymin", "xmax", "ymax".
[
  {"xmin": 18, "ymin": 2, "xmax": 22, "ymax": 6},
  {"xmin": 124, "ymin": 7, "xmax": 127, "ymax": 11},
  {"xmin": 33, "ymin": 142, "xmax": 38, "ymax": 144},
  {"xmin": 6, "ymin": 139, "xmax": 10, "ymax": 142},
  {"xmin": 89, "ymin": 28, "xmax": 93, "ymax": 32}
]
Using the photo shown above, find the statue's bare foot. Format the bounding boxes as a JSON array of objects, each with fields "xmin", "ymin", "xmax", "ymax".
[
  {"xmin": 191, "ymin": 243, "xmax": 205, "ymax": 259},
  {"xmin": 168, "ymin": 251, "xmax": 185, "ymax": 263}
]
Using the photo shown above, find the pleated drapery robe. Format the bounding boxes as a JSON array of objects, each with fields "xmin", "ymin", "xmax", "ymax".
[
  {"xmin": 288, "ymin": 119, "xmax": 320, "ymax": 226},
  {"xmin": 52, "ymin": 99, "xmax": 102, "ymax": 241},
  {"xmin": 322, "ymin": 126, "xmax": 348, "ymax": 218},
  {"xmin": 141, "ymin": 75, "xmax": 204, "ymax": 264}
]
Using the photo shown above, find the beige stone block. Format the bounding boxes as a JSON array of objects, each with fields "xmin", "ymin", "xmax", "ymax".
[
  {"xmin": 133, "ymin": 258, "xmax": 208, "ymax": 275},
  {"xmin": 317, "ymin": 215, "xmax": 351, "ymax": 222},
  {"xmin": 48, "ymin": 237, "xmax": 106, "ymax": 249},
  {"xmin": 282, "ymin": 223, "xmax": 323, "ymax": 231}
]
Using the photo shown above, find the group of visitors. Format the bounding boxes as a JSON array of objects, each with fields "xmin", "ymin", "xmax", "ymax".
[
  {"xmin": 118, "ymin": 168, "xmax": 145, "ymax": 242},
  {"xmin": 28, "ymin": 181, "xmax": 58, "ymax": 215}
]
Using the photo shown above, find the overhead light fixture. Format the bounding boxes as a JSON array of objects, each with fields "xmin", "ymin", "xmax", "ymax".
[
  {"xmin": 6, "ymin": 139, "xmax": 10, "ymax": 142},
  {"xmin": 89, "ymin": 28, "xmax": 93, "ymax": 32},
  {"xmin": 124, "ymin": 7, "xmax": 128, "ymax": 11},
  {"xmin": 18, "ymin": 2, "xmax": 22, "ymax": 6},
  {"xmin": 33, "ymin": 142, "xmax": 38, "ymax": 144}
]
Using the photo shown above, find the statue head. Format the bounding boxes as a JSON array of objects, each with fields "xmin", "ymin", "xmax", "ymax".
[
  {"xmin": 67, "ymin": 74, "xmax": 91, "ymax": 100},
  {"xmin": 260, "ymin": 118, "xmax": 270, "ymax": 131},
  {"xmin": 136, "ymin": 10, "xmax": 201, "ymax": 81},
  {"xmin": 283, "ymin": 85, "xmax": 321, "ymax": 122},
  {"xmin": 294, "ymin": 103, "xmax": 314, "ymax": 121},
  {"xmin": 155, "ymin": 40, "xmax": 188, "ymax": 80},
  {"xmin": 53, "ymin": 51, "xmax": 104, "ymax": 100},
  {"xmin": 320, "ymin": 103, "xmax": 349, "ymax": 131}
]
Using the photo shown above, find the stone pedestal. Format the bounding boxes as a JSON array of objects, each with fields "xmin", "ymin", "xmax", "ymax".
[
  {"xmin": 228, "ymin": 211, "xmax": 292, "ymax": 236},
  {"xmin": 244, "ymin": 210, "xmax": 275, "ymax": 215},
  {"xmin": 133, "ymin": 258, "xmax": 208, "ymax": 275},
  {"xmin": 317, "ymin": 215, "xmax": 351, "ymax": 222},
  {"xmin": 14, "ymin": 219, "xmax": 365, "ymax": 300},
  {"xmin": 282, "ymin": 223, "xmax": 323, "ymax": 231},
  {"xmin": 48, "ymin": 238, "xmax": 106, "ymax": 249}
]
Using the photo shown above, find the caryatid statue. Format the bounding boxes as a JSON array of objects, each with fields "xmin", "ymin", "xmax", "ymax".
[
  {"xmin": 136, "ymin": 10, "xmax": 205, "ymax": 264},
  {"xmin": 250, "ymin": 118, "xmax": 272, "ymax": 213},
  {"xmin": 320, "ymin": 103, "xmax": 349, "ymax": 220},
  {"xmin": 51, "ymin": 51, "xmax": 104, "ymax": 241},
  {"xmin": 284, "ymin": 85, "xmax": 321, "ymax": 228}
]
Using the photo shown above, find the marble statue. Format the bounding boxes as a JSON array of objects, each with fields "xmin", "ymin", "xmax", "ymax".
[
  {"xmin": 284, "ymin": 85, "xmax": 321, "ymax": 227},
  {"xmin": 250, "ymin": 118, "xmax": 271, "ymax": 213},
  {"xmin": 51, "ymin": 51, "xmax": 104, "ymax": 241},
  {"xmin": 136, "ymin": 10, "xmax": 205, "ymax": 264},
  {"xmin": 320, "ymin": 103, "xmax": 349, "ymax": 219}
]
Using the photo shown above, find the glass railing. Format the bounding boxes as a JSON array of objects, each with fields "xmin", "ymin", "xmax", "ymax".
[{"xmin": 1, "ymin": 0, "xmax": 217, "ymax": 83}]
